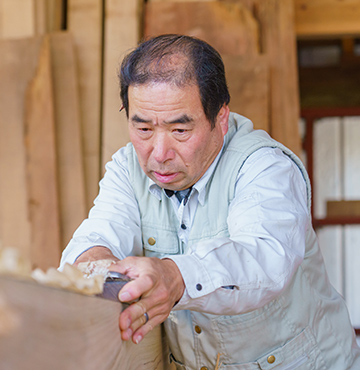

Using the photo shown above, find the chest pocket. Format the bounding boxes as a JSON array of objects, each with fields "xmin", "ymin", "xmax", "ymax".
[{"xmin": 142, "ymin": 225, "xmax": 181, "ymax": 258}]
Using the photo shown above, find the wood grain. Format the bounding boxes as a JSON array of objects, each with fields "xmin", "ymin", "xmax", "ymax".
[
  {"xmin": 144, "ymin": 1, "xmax": 259, "ymax": 56},
  {"xmin": 24, "ymin": 36, "xmax": 61, "ymax": 270},
  {"xmin": 49, "ymin": 32, "xmax": 87, "ymax": 248},
  {"xmin": 0, "ymin": 275, "xmax": 165, "ymax": 369},
  {"xmin": 67, "ymin": 0, "xmax": 103, "ymax": 209}
]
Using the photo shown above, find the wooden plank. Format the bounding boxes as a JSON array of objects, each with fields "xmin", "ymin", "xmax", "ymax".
[
  {"xmin": 144, "ymin": 1, "xmax": 259, "ymax": 56},
  {"xmin": 257, "ymin": 0, "xmax": 302, "ymax": 156},
  {"xmin": 295, "ymin": 0, "xmax": 360, "ymax": 38},
  {"xmin": 0, "ymin": 38, "xmax": 43, "ymax": 261},
  {"xmin": 49, "ymin": 32, "xmax": 87, "ymax": 248},
  {"xmin": 24, "ymin": 36, "xmax": 61, "ymax": 270},
  {"xmin": 223, "ymin": 55, "xmax": 269, "ymax": 131},
  {"xmin": 327, "ymin": 201, "xmax": 360, "ymax": 218},
  {"xmin": 67, "ymin": 0, "xmax": 103, "ymax": 209},
  {"xmin": 0, "ymin": 275, "xmax": 164, "ymax": 369},
  {"xmin": 101, "ymin": 0, "xmax": 143, "ymax": 168},
  {"xmin": 0, "ymin": 0, "xmax": 36, "ymax": 38}
]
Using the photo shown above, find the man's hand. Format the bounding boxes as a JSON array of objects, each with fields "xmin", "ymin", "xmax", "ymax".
[{"xmin": 114, "ymin": 256, "xmax": 185, "ymax": 344}]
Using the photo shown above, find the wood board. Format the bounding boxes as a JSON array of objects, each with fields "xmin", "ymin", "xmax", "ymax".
[
  {"xmin": 0, "ymin": 37, "xmax": 42, "ymax": 261},
  {"xmin": 48, "ymin": 32, "xmax": 87, "ymax": 248},
  {"xmin": 0, "ymin": 275, "xmax": 165, "ymax": 369},
  {"xmin": 223, "ymin": 55, "xmax": 269, "ymax": 131},
  {"xmin": 101, "ymin": 0, "xmax": 143, "ymax": 169},
  {"xmin": 144, "ymin": 1, "xmax": 259, "ymax": 56},
  {"xmin": 24, "ymin": 35, "xmax": 61, "ymax": 270},
  {"xmin": 67, "ymin": 0, "xmax": 103, "ymax": 210},
  {"xmin": 257, "ymin": 0, "xmax": 302, "ymax": 156}
]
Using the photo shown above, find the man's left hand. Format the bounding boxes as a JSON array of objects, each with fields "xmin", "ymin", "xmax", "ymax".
[{"xmin": 113, "ymin": 256, "xmax": 185, "ymax": 344}]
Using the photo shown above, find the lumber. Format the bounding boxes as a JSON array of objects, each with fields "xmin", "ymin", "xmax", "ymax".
[
  {"xmin": 327, "ymin": 200, "xmax": 360, "ymax": 218},
  {"xmin": 101, "ymin": 0, "xmax": 143, "ymax": 168},
  {"xmin": 24, "ymin": 35, "xmax": 61, "ymax": 270},
  {"xmin": 144, "ymin": 1, "xmax": 259, "ymax": 56},
  {"xmin": 295, "ymin": 0, "xmax": 360, "ymax": 38},
  {"xmin": 257, "ymin": 0, "xmax": 302, "ymax": 156},
  {"xmin": 223, "ymin": 55, "xmax": 269, "ymax": 132},
  {"xmin": 0, "ymin": 0, "xmax": 36, "ymax": 38},
  {"xmin": 67, "ymin": 0, "xmax": 103, "ymax": 210},
  {"xmin": 48, "ymin": 32, "xmax": 87, "ymax": 248},
  {"xmin": 0, "ymin": 275, "xmax": 164, "ymax": 370},
  {"xmin": 0, "ymin": 37, "xmax": 41, "ymax": 262}
]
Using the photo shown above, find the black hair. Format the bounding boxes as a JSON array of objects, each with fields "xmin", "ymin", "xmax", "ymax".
[{"xmin": 119, "ymin": 34, "xmax": 230, "ymax": 128}]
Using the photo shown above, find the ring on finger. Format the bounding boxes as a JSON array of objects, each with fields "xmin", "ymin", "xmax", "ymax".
[{"xmin": 144, "ymin": 312, "xmax": 149, "ymax": 324}]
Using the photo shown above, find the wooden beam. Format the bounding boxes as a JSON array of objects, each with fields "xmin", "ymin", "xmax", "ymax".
[
  {"xmin": 258, "ymin": 0, "xmax": 302, "ymax": 156},
  {"xmin": 295, "ymin": 0, "xmax": 360, "ymax": 38}
]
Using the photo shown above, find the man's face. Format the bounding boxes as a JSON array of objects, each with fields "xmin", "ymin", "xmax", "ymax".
[{"xmin": 128, "ymin": 82, "xmax": 229, "ymax": 191}]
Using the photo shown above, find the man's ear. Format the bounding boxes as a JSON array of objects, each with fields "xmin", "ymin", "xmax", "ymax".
[{"xmin": 217, "ymin": 104, "xmax": 230, "ymax": 136}]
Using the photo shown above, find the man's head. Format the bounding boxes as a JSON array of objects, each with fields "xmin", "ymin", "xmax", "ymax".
[
  {"xmin": 119, "ymin": 34, "xmax": 230, "ymax": 128},
  {"xmin": 120, "ymin": 35, "xmax": 231, "ymax": 191}
]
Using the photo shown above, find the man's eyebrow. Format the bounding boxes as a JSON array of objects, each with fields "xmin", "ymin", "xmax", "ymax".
[
  {"xmin": 130, "ymin": 114, "xmax": 150, "ymax": 123},
  {"xmin": 165, "ymin": 115, "xmax": 193, "ymax": 124}
]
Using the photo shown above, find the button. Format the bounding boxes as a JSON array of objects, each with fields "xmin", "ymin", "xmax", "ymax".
[
  {"xmin": 181, "ymin": 223, "xmax": 187, "ymax": 229},
  {"xmin": 195, "ymin": 325, "xmax": 202, "ymax": 334},
  {"xmin": 267, "ymin": 355, "xmax": 275, "ymax": 364},
  {"xmin": 200, "ymin": 367, "xmax": 208, "ymax": 370},
  {"xmin": 196, "ymin": 283, "xmax": 202, "ymax": 291},
  {"xmin": 148, "ymin": 237, "xmax": 156, "ymax": 246}
]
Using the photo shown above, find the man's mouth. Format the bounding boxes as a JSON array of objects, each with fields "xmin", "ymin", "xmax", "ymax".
[{"xmin": 153, "ymin": 171, "xmax": 179, "ymax": 184}]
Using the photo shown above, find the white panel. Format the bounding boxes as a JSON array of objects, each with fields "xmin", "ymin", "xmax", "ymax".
[
  {"xmin": 316, "ymin": 226, "xmax": 344, "ymax": 295},
  {"xmin": 343, "ymin": 117, "xmax": 360, "ymax": 328},
  {"xmin": 344, "ymin": 226, "xmax": 360, "ymax": 327},
  {"xmin": 313, "ymin": 117, "xmax": 342, "ymax": 218},
  {"xmin": 343, "ymin": 116, "xmax": 360, "ymax": 199}
]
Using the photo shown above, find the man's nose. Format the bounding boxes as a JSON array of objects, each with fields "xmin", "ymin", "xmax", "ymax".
[{"xmin": 152, "ymin": 133, "xmax": 174, "ymax": 163}]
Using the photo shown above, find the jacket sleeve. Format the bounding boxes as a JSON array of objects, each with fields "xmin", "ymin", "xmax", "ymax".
[{"xmin": 59, "ymin": 148, "xmax": 143, "ymax": 269}]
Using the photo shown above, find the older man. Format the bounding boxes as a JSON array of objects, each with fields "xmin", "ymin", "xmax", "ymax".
[{"xmin": 60, "ymin": 34, "xmax": 360, "ymax": 369}]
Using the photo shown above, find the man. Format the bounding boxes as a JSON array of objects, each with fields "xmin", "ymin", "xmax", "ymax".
[{"xmin": 60, "ymin": 35, "xmax": 360, "ymax": 369}]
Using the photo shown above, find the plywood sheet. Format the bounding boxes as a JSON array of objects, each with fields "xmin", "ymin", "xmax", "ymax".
[
  {"xmin": 223, "ymin": 55, "xmax": 269, "ymax": 131},
  {"xmin": 67, "ymin": 0, "xmax": 103, "ymax": 209},
  {"xmin": 144, "ymin": 1, "xmax": 259, "ymax": 56},
  {"xmin": 24, "ymin": 36, "xmax": 61, "ymax": 270},
  {"xmin": 49, "ymin": 32, "xmax": 87, "ymax": 247},
  {"xmin": 101, "ymin": 0, "xmax": 143, "ymax": 168},
  {"xmin": 0, "ymin": 275, "xmax": 164, "ymax": 369}
]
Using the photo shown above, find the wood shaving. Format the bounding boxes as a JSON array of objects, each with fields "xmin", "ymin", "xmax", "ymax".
[
  {"xmin": 31, "ymin": 263, "xmax": 104, "ymax": 295},
  {"xmin": 0, "ymin": 247, "xmax": 31, "ymax": 277}
]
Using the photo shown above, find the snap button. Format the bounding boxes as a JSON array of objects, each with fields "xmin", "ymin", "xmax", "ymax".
[
  {"xmin": 195, "ymin": 325, "xmax": 202, "ymax": 334},
  {"xmin": 196, "ymin": 283, "xmax": 202, "ymax": 291},
  {"xmin": 267, "ymin": 355, "xmax": 275, "ymax": 364},
  {"xmin": 148, "ymin": 237, "xmax": 156, "ymax": 246},
  {"xmin": 181, "ymin": 223, "xmax": 187, "ymax": 229}
]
